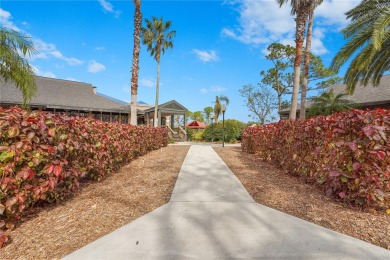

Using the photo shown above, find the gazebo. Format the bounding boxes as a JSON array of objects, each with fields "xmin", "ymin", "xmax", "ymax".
[{"xmin": 187, "ymin": 120, "xmax": 206, "ymax": 129}]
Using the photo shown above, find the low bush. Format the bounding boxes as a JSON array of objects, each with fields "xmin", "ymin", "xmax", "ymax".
[
  {"xmin": 242, "ymin": 109, "xmax": 390, "ymax": 210},
  {"xmin": 191, "ymin": 130, "xmax": 204, "ymax": 141},
  {"xmin": 0, "ymin": 106, "xmax": 168, "ymax": 246},
  {"xmin": 203, "ymin": 119, "xmax": 246, "ymax": 142}
]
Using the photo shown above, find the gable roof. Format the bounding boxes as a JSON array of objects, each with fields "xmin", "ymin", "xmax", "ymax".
[
  {"xmin": 187, "ymin": 120, "xmax": 206, "ymax": 129},
  {"xmin": 1, "ymin": 76, "xmax": 131, "ymax": 113},
  {"xmin": 144, "ymin": 100, "xmax": 188, "ymax": 113},
  {"xmin": 279, "ymin": 75, "xmax": 390, "ymax": 114}
]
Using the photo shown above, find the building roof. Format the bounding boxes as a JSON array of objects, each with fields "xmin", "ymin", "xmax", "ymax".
[
  {"xmin": 1, "ymin": 76, "xmax": 131, "ymax": 113},
  {"xmin": 279, "ymin": 75, "xmax": 390, "ymax": 114},
  {"xmin": 187, "ymin": 120, "xmax": 206, "ymax": 129},
  {"xmin": 143, "ymin": 100, "xmax": 188, "ymax": 114}
]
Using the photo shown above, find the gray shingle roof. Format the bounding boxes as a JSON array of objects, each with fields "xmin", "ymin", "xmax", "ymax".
[
  {"xmin": 0, "ymin": 76, "xmax": 131, "ymax": 113},
  {"xmin": 280, "ymin": 75, "xmax": 390, "ymax": 113}
]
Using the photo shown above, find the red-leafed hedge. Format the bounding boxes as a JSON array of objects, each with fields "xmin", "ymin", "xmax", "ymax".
[
  {"xmin": 0, "ymin": 106, "xmax": 168, "ymax": 246},
  {"xmin": 242, "ymin": 109, "xmax": 390, "ymax": 210}
]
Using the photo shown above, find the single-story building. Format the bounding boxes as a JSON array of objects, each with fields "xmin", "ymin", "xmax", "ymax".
[
  {"xmin": 279, "ymin": 75, "xmax": 390, "ymax": 118},
  {"xmin": 0, "ymin": 76, "xmax": 188, "ymax": 128}
]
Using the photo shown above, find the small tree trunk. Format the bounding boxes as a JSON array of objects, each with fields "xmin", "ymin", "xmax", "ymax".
[
  {"xmin": 289, "ymin": 9, "xmax": 308, "ymax": 120},
  {"xmin": 154, "ymin": 60, "xmax": 160, "ymax": 127},
  {"xmin": 300, "ymin": 8, "xmax": 314, "ymax": 119},
  {"xmin": 130, "ymin": 0, "xmax": 142, "ymax": 125}
]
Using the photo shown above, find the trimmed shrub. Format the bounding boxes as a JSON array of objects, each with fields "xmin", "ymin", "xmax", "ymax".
[
  {"xmin": 192, "ymin": 130, "xmax": 204, "ymax": 141},
  {"xmin": 242, "ymin": 109, "xmax": 390, "ymax": 210},
  {"xmin": 186, "ymin": 128, "xmax": 194, "ymax": 141},
  {"xmin": 203, "ymin": 119, "xmax": 246, "ymax": 142},
  {"xmin": 0, "ymin": 106, "xmax": 168, "ymax": 246}
]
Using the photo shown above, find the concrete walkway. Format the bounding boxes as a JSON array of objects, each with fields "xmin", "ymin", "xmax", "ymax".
[{"xmin": 65, "ymin": 145, "xmax": 390, "ymax": 259}]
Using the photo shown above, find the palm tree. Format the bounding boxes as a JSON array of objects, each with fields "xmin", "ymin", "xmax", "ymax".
[
  {"xmin": 308, "ymin": 89, "xmax": 355, "ymax": 116},
  {"xmin": 141, "ymin": 17, "xmax": 176, "ymax": 127},
  {"xmin": 277, "ymin": 0, "xmax": 312, "ymax": 119},
  {"xmin": 331, "ymin": 0, "xmax": 390, "ymax": 94},
  {"xmin": 130, "ymin": 0, "xmax": 142, "ymax": 125},
  {"xmin": 0, "ymin": 27, "xmax": 36, "ymax": 106},
  {"xmin": 213, "ymin": 95, "xmax": 229, "ymax": 123},
  {"xmin": 300, "ymin": 0, "xmax": 323, "ymax": 119},
  {"xmin": 203, "ymin": 106, "xmax": 213, "ymax": 125}
]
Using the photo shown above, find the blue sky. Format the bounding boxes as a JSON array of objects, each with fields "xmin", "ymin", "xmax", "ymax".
[{"xmin": 1, "ymin": 0, "xmax": 359, "ymax": 122}]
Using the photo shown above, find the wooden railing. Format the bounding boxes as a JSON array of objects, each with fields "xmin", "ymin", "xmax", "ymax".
[
  {"xmin": 178, "ymin": 126, "xmax": 187, "ymax": 141},
  {"xmin": 165, "ymin": 125, "xmax": 176, "ymax": 140}
]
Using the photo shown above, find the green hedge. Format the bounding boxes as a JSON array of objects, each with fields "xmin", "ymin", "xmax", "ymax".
[{"xmin": 203, "ymin": 119, "xmax": 246, "ymax": 142}]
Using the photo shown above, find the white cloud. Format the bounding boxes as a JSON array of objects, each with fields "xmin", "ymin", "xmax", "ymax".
[
  {"xmin": 140, "ymin": 78, "xmax": 155, "ymax": 87},
  {"xmin": 222, "ymin": 1, "xmax": 294, "ymax": 45},
  {"xmin": 97, "ymin": 0, "xmax": 121, "ymax": 17},
  {"xmin": 32, "ymin": 66, "xmax": 56, "ymax": 78},
  {"xmin": 200, "ymin": 85, "xmax": 227, "ymax": 94},
  {"xmin": 316, "ymin": 0, "xmax": 360, "ymax": 27},
  {"xmin": 223, "ymin": 0, "xmax": 359, "ymax": 52},
  {"xmin": 310, "ymin": 28, "xmax": 328, "ymax": 55},
  {"xmin": 88, "ymin": 60, "xmax": 106, "ymax": 73},
  {"xmin": 98, "ymin": 0, "xmax": 113, "ymax": 12},
  {"xmin": 192, "ymin": 49, "xmax": 219, "ymax": 62},
  {"xmin": 0, "ymin": 8, "xmax": 20, "ymax": 31},
  {"xmin": 200, "ymin": 88, "xmax": 208, "ymax": 94},
  {"xmin": 32, "ymin": 39, "xmax": 84, "ymax": 66},
  {"xmin": 95, "ymin": 46, "xmax": 105, "ymax": 51}
]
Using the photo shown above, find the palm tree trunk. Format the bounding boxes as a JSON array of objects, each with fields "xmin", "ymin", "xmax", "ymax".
[
  {"xmin": 300, "ymin": 7, "xmax": 314, "ymax": 119},
  {"xmin": 289, "ymin": 9, "xmax": 308, "ymax": 120},
  {"xmin": 130, "ymin": 0, "xmax": 141, "ymax": 125},
  {"xmin": 154, "ymin": 60, "xmax": 160, "ymax": 127}
]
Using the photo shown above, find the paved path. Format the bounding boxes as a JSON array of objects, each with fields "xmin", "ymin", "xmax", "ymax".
[{"xmin": 65, "ymin": 145, "xmax": 390, "ymax": 259}]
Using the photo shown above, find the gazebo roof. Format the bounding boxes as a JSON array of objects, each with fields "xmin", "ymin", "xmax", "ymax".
[{"xmin": 187, "ymin": 120, "xmax": 206, "ymax": 129}]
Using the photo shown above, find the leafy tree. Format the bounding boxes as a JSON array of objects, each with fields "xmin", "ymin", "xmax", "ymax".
[
  {"xmin": 213, "ymin": 95, "xmax": 229, "ymax": 123},
  {"xmin": 331, "ymin": 0, "xmax": 390, "ymax": 93},
  {"xmin": 301, "ymin": 0, "xmax": 324, "ymax": 119},
  {"xmin": 239, "ymin": 84, "xmax": 277, "ymax": 124},
  {"xmin": 203, "ymin": 106, "xmax": 213, "ymax": 124},
  {"xmin": 261, "ymin": 43, "xmax": 294, "ymax": 112},
  {"xmin": 130, "ymin": 0, "xmax": 142, "ymax": 125},
  {"xmin": 281, "ymin": 100, "xmax": 291, "ymax": 109},
  {"xmin": 203, "ymin": 119, "xmax": 246, "ymax": 142},
  {"xmin": 0, "ymin": 27, "xmax": 36, "ymax": 106},
  {"xmin": 261, "ymin": 43, "xmax": 341, "ymax": 118},
  {"xmin": 141, "ymin": 17, "xmax": 176, "ymax": 127},
  {"xmin": 190, "ymin": 111, "xmax": 204, "ymax": 122},
  {"xmin": 308, "ymin": 89, "xmax": 356, "ymax": 116},
  {"xmin": 277, "ymin": 0, "xmax": 313, "ymax": 119}
]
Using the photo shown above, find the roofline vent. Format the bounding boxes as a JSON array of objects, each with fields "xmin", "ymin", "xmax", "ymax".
[{"xmin": 92, "ymin": 86, "xmax": 97, "ymax": 94}]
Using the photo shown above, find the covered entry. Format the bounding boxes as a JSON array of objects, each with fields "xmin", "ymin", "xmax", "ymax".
[{"xmin": 143, "ymin": 100, "xmax": 188, "ymax": 128}]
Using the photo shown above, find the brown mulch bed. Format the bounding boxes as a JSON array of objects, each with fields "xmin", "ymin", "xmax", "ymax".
[
  {"xmin": 215, "ymin": 147, "xmax": 390, "ymax": 250},
  {"xmin": 1, "ymin": 145, "xmax": 190, "ymax": 259}
]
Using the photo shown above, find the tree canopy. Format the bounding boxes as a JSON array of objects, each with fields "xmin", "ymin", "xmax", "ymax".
[
  {"xmin": 0, "ymin": 27, "xmax": 36, "ymax": 106},
  {"xmin": 331, "ymin": 0, "xmax": 390, "ymax": 93}
]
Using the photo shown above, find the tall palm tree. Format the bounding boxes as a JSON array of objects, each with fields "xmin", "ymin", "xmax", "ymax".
[
  {"xmin": 277, "ymin": 0, "xmax": 312, "ymax": 119},
  {"xmin": 214, "ymin": 95, "xmax": 229, "ymax": 123},
  {"xmin": 0, "ymin": 27, "xmax": 36, "ymax": 106},
  {"xmin": 308, "ymin": 89, "xmax": 355, "ymax": 116},
  {"xmin": 331, "ymin": 0, "xmax": 390, "ymax": 94},
  {"xmin": 141, "ymin": 17, "xmax": 176, "ymax": 127},
  {"xmin": 300, "ymin": 0, "xmax": 323, "ymax": 119},
  {"xmin": 130, "ymin": 0, "xmax": 142, "ymax": 125}
]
